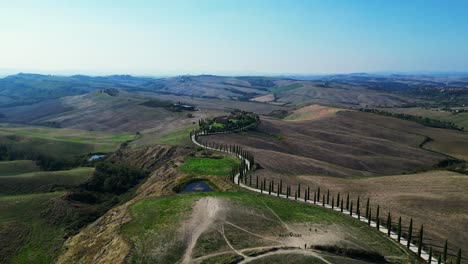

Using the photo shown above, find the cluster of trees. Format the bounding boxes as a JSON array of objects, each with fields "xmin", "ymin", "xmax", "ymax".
[
  {"xmin": 84, "ymin": 162, "xmax": 148, "ymax": 195},
  {"xmin": 140, "ymin": 99, "xmax": 195, "ymax": 112},
  {"xmin": 244, "ymin": 176, "xmax": 463, "ymax": 264},
  {"xmin": 0, "ymin": 144, "xmax": 83, "ymax": 170},
  {"xmin": 359, "ymin": 108, "xmax": 464, "ymax": 131},
  {"xmin": 197, "ymin": 110, "xmax": 260, "ymax": 134},
  {"xmin": 99, "ymin": 88, "xmax": 119, "ymax": 96}
]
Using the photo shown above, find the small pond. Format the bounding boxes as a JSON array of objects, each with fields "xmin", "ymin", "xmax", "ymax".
[
  {"xmin": 182, "ymin": 181, "xmax": 213, "ymax": 193},
  {"xmin": 88, "ymin": 154, "xmax": 105, "ymax": 161}
]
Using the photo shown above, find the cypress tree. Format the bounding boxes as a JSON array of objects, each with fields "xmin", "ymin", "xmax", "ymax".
[
  {"xmin": 357, "ymin": 196, "xmax": 360, "ymax": 219},
  {"xmin": 387, "ymin": 212, "xmax": 391, "ymax": 236},
  {"xmin": 341, "ymin": 197, "xmax": 344, "ymax": 212},
  {"xmin": 407, "ymin": 218, "xmax": 413, "ymax": 248},
  {"xmin": 277, "ymin": 182, "xmax": 280, "ymax": 197},
  {"xmin": 322, "ymin": 194, "xmax": 325, "ymax": 206},
  {"xmin": 337, "ymin": 193, "xmax": 340, "ymax": 207},
  {"xmin": 417, "ymin": 225, "xmax": 423, "ymax": 256},
  {"xmin": 307, "ymin": 186, "xmax": 310, "ymax": 201},
  {"xmin": 286, "ymin": 186, "xmax": 289, "ymax": 199},
  {"xmin": 376, "ymin": 205, "xmax": 380, "ymax": 230},
  {"xmin": 438, "ymin": 254, "xmax": 442, "ymax": 264},
  {"xmin": 317, "ymin": 187, "xmax": 321, "ymax": 202},
  {"xmin": 397, "ymin": 217, "xmax": 402, "ymax": 242},
  {"xmin": 271, "ymin": 180, "xmax": 274, "ymax": 193},
  {"xmin": 428, "ymin": 247, "xmax": 433, "ymax": 264},
  {"xmin": 279, "ymin": 179, "xmax": 282, "ymax": 195},
  {"xmin": 268, "ymin": 181, "xmax": 272, "ymax": 195},
  {"xmin": 456, "ymin": 249, "xmax": 461, "ymax": 264},
  {"xmin": 368, "ymin": 208, "xmax": 372, "ymax": 225},
  {"xmin": 327, "ymin": 189, "xmax": 330, "ymax": 204},
  {"xmin": 331, "ymin": 196, "xmax": 335, "ymax": 209},
  {"xmin": 263, "ymin": 178, "xmax": 266, "ymax": 193},
  {"xmin": 346, "ymin": 193, "xmax": 350, "ymax": 210},
  {"xmin": 261, "ymin": 180, "xmax": 264, "ymax": 193},
  {"xmin": 295, "ymin": 190, "xmax": 297, "ymax": 200},
  {"xmin": 350, "ymin": 201, "xmax": 353, "ymax": 216},
  {"xmin": 443, "ymin": 240, "xmax": 448, "ymax": 262},
  {"xmin": 298, "ymin": 184, "xmax": 301, "ymax": 198},
  {"xmin": 256, "ymin": 176, "xmax": 259, "ymax": 189},
  {"xmin": 313, "ymin": 191, "xmax": 316, "ymax": 204},
  {"xmin": 304, "ymin": 189, "xmax": 308, "ymax": 202}
]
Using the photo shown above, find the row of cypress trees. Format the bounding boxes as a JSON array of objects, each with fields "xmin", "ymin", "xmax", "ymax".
[
  {"xmin": 244, "ymin": 175, "xmax": 462, "ymax": 264},
  {"xmin": 191, "ymin": 117, "xmax": 462, "ymax": 264}
]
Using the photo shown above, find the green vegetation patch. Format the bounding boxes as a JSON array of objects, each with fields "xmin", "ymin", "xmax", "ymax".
[
  {"xmin": 198, "ymin": 110, "xmax": 259, "ymax": 133},
  {"xmin": 150, "ymin": 124, "xmax": 197, "ymax": 146},
  {"xmin": 0, "ymin": 124, "xmax": 135, "ymax": 157},
  {"xmin": 179, "ymin": 157, "xmax": 239, "ymax": 176},
  {"xmin": 122, "ymin": 194, "xmax": 194, "ymax": 263},
  {"xmin": 359, "ymin": 108, "xmax": 464, "ymax": 130},
  {"xmin": 443, "ymin": 112, "xmax": 468, "ymax": 129},
  {"xmin": 122, "ymin": 192, "xmax": 415, "ymax": 263},
  {"xmin": 0, "ymin": 160, "xmax": 40, "ymax": 176},
  {"xmin": 0, "ymin": 192, "xmax": 66, "ymax": 264},
  {"xmin": 271, "ymin": 83, "xmax": 304, "ymax": 94},
  {"xmin": 0, "ymin": 167, "xmax": 94, "ymax": 194}
]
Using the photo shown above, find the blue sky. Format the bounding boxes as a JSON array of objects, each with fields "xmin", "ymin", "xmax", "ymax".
[{"xmin": 1, "ymin": 0, "xmax": 468, "ymax": 75}]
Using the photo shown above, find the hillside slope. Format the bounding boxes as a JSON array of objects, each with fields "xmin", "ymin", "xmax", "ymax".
[{"xmin": 206, "ymin": 111, "xmax": 449, "ymax": 177}]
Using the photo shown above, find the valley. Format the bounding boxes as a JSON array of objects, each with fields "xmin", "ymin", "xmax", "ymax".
[{"xmin": 0, "ymin": 73, "xmax": 466, "ymax": 264}]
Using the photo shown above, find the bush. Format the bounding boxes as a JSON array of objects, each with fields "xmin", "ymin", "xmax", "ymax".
[{"xmin": 84, "ymin": 162, "xmax": 148, "ymax": 194}]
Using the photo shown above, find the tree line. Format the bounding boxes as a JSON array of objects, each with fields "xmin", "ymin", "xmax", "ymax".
[
  {"xmin": 0, "ymin": 144, "xmax": 85, "ymax": 170},
  {"xmin": 359, "ymin": 108, "xmax": 464, "ymax": 131}
]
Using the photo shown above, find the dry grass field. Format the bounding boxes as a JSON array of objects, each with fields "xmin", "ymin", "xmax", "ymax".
[
  {"xmin": 295, "ymin": 171, "xmax": 468, "ymax": 258},
  {"xmin": 206, "ymin": 111, "xmax": 449, "ymax": 177},
  {"xmin": 204, "ymin": 109, "xmax": 468, "ymax": 259}
]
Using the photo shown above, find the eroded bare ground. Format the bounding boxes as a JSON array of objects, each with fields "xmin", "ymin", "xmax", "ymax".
[
  {"xmin": 181, "ymin": 197, "xmax": 224, "ymax": 264},
  {"xmin": 182, "ymin": 198, "xmax": 372, "ymax": 264},
  {"xmin": 56, "ymin": 145, "xmax": 195, "ymax": 264}
]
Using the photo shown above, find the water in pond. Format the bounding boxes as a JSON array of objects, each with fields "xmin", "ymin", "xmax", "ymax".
[
  {"xmin": 182, "ymin": 181, "xmax": 213, "ymax": 193},
  {"xmin": 89, "ymin": 154, "xmax": 105, "ymax": 161}
]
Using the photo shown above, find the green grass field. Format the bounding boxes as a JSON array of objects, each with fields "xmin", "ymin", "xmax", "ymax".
[
  {"xmin": 0, "ymin": 160, "xmax": 40, "ymax": 176},
  {"xmin": 271, "ymin": 83, "xmax": 304, "ymax": 94},
  {"xmin": 0, "ymin": 167, "xmax": 94, "ymax": 194},
  {"xmin": 122, "ymin": 194, "xmax": 194, "ymax": 263},
  {"xmin": 153, "ymin": 124, "xmax": 197, "ymax": 146},
  {"xmin": 0, "ymin": 124, "xmax": 134, "ymax": 157},
  {"xmin": 121, "ymin": 191, "xmax": 417, "ymax": 263},
  {"xmin": 0, "ymin": 192, "xmax": 66, "ymax": 264},
  {"xmin": 179, "ymin": 156, "xmax": 239, "ymax": 176},
  {"xmin": 380, "ymin": 107, "xmax": 468, "ymax": 129}
]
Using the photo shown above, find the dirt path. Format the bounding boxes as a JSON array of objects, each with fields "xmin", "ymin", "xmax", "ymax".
[
  {"xmin": 239, "ymin": 249, "xmax": 333, "ymax": 264},
  {"xmin": 182, "ymin": 197, "xmax": 222, "ymax": 264},
  {"xmin": 225, "ymin": 221, "xmax": 281, "ymax": 243}
]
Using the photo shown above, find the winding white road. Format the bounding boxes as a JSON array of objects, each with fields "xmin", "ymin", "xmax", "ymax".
[{"xmin": 191, "ymin": 132, "xmax": 439, "ymax": 264}]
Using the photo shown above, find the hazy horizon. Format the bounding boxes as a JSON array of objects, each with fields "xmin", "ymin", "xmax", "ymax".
[{"xmin": 2, "ymin": 0, "xmax": 468, "ymax": 75}]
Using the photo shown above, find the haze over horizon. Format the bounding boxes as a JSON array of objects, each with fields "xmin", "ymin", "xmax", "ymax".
[{"xmin": 1, "ymin": 0, "xmax": 468, "ymax": 76}]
